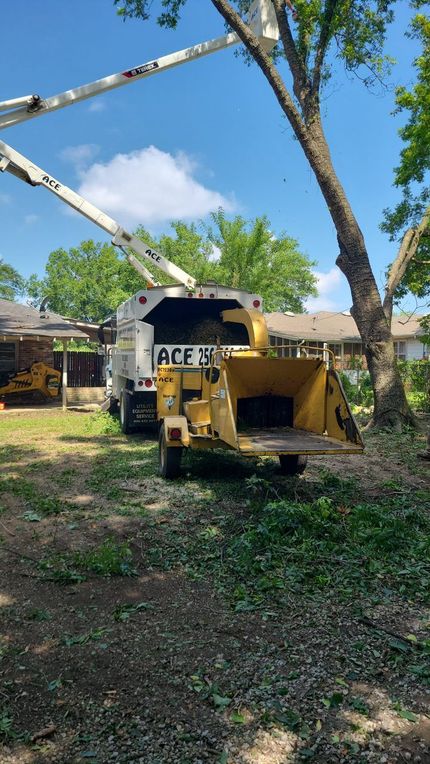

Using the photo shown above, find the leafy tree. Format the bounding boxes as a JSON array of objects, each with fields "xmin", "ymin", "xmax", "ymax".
[
  {"xmin": 0, "ymin": 258, "xmax": 24, "ymax": 301},
  {"xmin": 382, "ymin": 12, "xmax": 430, "ymax": 325},
  {"xmin": 112, "ymin": 0, "xmax": 430, "ymax": 428},
  {"xmin": 135, "ymin": 221, "xmax": 215, "ymax": 285},
  {"xmin": 206, "ymin": 211, "xmax": 316, "ymax": 312},
  {"xmin": 137, "ymin": 214, "xmax": 317, "ymax": 311},
  {"xmin": 26, "ymin": 240, "xmax": 145, "ymax": 322}
]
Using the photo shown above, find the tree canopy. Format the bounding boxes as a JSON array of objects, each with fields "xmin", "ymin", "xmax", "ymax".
[
  {"xmin": 26, "ymin": 240, "xmax": 144, "ymax": 323},
  {"xmin": 135, "ymin": 213, "xmax": 317, "ymax": 311},
  {"xmin": 0, "ymin": 258, "xmax": 24, "ymax": 301},
  {"xmin": 28, "ymin": 214, "xmax": 316, "ymax": 321},
  {"xmin": 382, "ymin": 11, "xmax": 430, "ymax": 315}
]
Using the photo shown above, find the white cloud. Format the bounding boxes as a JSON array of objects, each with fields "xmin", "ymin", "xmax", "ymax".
[
  {"xmin": 59, "ymin": 143, "xmax": 100, "ymax": 168},
  {"xmin": 88, "ymin": 100, "xmax": 106, "ymax": 113},
  {"xmin": 24, "ymin": 213, "xmax": 39, "ymax": 225},
  {"xmin": 77, "ymin": 146, "xmax": 235, "ymax": 226},
  {"xmin": 305, "ymin": 267, "xmax": 346, "ymax": 312}
]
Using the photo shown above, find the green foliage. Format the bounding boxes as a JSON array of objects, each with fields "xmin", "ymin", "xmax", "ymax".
[
  {"xmin": 139, "ymin": 213, "xmax": 317, "ymax": 312},
  {"xmin": 397, "ymin": 359, "xmax": 430, "ymax": 410},
  {"xmin": 73, "ymin": 538, "xmax": 136, "ymax": 576},
  {"xmin": 339, "ymin": 371, "xmax": 374, "ymax": 407},
  {"xmin": 382, "ymin": 11, "xmax": 430, "ymax": 307},
  {"xmin": 113, "ymin": 0, "xmax": 396, "ymax": 90},
  {"xmin": 206, "ymin": 211, "xmax": 317, "ymax": 312},
  {"xmin": 39, "ymin": 539, "xmax": 136, "ymax": 583},
  {"xmin": 0, "ymin": 258, "xmax": 24, "ymax": 301},
  {"xmin": 26, "ymin": 239, "xmax": 144, "ymax": 322},
  {"xmin": 29, "ymin": 213, "xmax": 316, "ymax": 318}
]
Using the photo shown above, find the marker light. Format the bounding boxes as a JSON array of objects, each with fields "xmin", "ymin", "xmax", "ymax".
[
  {"xmin": 168, "ymin": 427, "xmax": 182, "ymax": 440},
  {"xmin": 144, "ymin": 379, "xmax": 153, "ymax": 388},
  {"xmin": 139, "ymin": 295, "xmax": 147, "ymax": 304},
  {"xmin": 253, "ymin": 299, "xmax": 261, "ymax": 308}
]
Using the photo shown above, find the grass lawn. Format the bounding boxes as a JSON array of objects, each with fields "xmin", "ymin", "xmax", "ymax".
[{"xmin": 0, "ymin": 409, "xmax": 429, "ymax": 764}]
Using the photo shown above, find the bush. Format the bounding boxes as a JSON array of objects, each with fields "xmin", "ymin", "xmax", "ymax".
[
  {"xmin": 398, "ymin": 360, "xmax": 430, "ymax": 411},
  {"xmin": 339, "ymin": 371, "xmax": 373, "ymax": 407}
]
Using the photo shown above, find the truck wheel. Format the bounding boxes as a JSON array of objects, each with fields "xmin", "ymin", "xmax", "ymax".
[
  {"xmin": 279, "ymin": 454, "xmax": 308, "ymax": 476},
  {"xmin": 159, "ymin": 428, "xmax": 182, "ymax": 479},
  {"xmin": 119, "ymin": 391, "xmax": 134, "ymax": 434}
]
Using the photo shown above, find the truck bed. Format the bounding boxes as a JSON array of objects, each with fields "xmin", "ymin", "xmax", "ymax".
[{"xmin": 237, "ymin": 427, "xmax": 363, "ymax": 455}]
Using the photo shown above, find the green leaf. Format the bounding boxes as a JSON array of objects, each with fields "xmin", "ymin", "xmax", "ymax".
[
  {"xmin": 21, "ymin": 511, "xmax": 41, "ymax": 522},
  {"xmin": 212, "ymin": 693, "xmax": 231, "ymax": 709},
  {"xmin": 397, "ymin": 709, "xmax": 418, "ymax": 723},
  {"xmin": 230, "ymin": 711, "xmax": 245, "ymax": 724}
]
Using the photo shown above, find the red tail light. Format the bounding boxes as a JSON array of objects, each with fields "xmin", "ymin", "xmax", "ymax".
[
  {"xmin": 253, "ymin": 299, "xmax": 261, "ymax": 308},
  {"xmin": 168, "ymin": 427, "xmax": 182, "ymax": 440},
  {"xmin": 139, "ymin": 295, "xmax": 147, "ymax": 304},
  {"xmin": 144, "ymin": 379, "xmax": 153, "ymax": 388}
]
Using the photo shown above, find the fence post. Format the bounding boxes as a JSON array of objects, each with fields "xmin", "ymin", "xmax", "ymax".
[{"xmin": 62, "ymin": 340, "xmax": 68, "ymax": 410}]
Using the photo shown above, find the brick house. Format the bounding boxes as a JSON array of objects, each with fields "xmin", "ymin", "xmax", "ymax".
[
  {"xmin": 0, "ymin": 299, "xmax": 88, "ymax": 381},
  {"xmin": 265, "ymin": 311, "xmax": 428, "ymax": 369}
]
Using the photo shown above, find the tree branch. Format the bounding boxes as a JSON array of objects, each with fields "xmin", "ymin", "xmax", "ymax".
[
  {"xmin": 209, "ymin": 0, "xmax": 306, "ymax": 141},
  {"xmin": 312, "ymin": 0, "xmax": 339, "ymax": 95},
  {"xmin": 383, "ymin": 203, "xmax": 430, "ymax": 322},
  {"xmin": 272, "ymin": 0, "xmax": 311, "ymax": 112}
]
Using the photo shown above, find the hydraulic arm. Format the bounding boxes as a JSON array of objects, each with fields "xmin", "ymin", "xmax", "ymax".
[
  {"xmin": 0, "ymin": 138, "xmax": 195, "ymax": 288},
  {"xmin": 0, "ymin": 0, "xmax": 278, "ymax": 131}
]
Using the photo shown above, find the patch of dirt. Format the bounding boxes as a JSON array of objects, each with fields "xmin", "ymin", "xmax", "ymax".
[{"xmin": 0, "ymin": 410, "xmax": 429, "ymax": 763}]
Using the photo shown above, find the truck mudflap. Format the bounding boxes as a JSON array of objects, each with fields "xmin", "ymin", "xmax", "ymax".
[{"xmin": 129, "ymin": 391, "xmax": 157, "ymax": 428}]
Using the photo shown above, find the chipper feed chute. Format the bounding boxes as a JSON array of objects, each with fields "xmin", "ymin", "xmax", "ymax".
[{"xmin": 156, "ymin": 306, "xmax": 363, "ymax": 478}]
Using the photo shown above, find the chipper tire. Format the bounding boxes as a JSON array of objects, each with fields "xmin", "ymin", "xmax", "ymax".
[
  {"xmin": 279, "ymin": 454, "xmax": 308, "ymax": 476},
  {"xmin": 159, "ymin": 427, "xmax": 183, "ymax": 479},
  {"xmin": 119, "ymin": 390, "xmax": 134, "ymax": 434}
]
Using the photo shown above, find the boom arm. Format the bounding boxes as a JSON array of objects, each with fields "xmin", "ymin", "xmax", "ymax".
[
  {"xmin": 0, "ymin": 0, "xmax": 279, "ymax": 131},
  {"xmin": 0, "ymin": 139, "xmax": 196, "ymax": 289}
]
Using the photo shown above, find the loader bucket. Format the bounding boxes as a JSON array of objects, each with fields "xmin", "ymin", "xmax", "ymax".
[{"xmin": 210, "ymin": 355, "xmax": 363, "ymax": 456}]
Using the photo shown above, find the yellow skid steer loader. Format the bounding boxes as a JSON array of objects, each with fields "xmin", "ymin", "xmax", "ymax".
[
  {"xmin": 0, "ymin": 362, "xmax": 61, "ymax": 401},
  {"xmin": 157, "ymin": 308, "xmax": 364, "ymax": 478}
]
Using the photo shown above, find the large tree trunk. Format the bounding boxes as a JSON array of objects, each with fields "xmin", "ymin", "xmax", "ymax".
[
  {"xmin": 209, "ymin": 0, "xmax": 416, "ymax": 428},
  {"xmin": 301, "ymin": 116, "xmax": 415, "ymax": 428}
]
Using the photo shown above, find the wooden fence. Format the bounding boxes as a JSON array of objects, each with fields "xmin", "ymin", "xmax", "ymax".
[{"xmin": 53, "ymin": 351, "xmax": 105, "ymax": 388}]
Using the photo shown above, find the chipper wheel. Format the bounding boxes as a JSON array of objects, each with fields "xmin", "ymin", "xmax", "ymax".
[
  {"xmin": 159, "ymin": 427, "xmax": 183, "ymax": 479},
  {"xmin": 279, "ymin": 454, "xmax": 308, "ymax": 476}
]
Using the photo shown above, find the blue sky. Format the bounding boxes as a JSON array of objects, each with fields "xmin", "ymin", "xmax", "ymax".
[{"xmin": 0, "ymin": 0, "xmax": 421, "ymax": 313}]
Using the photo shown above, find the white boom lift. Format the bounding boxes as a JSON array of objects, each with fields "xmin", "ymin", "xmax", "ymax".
[
  {"xmin": 0, "ymin": 0, "xmax": 278, "ymax": 131},
  {"xmin": 0, "ymin": 138, "xmax": 195, "ymax": 289}
]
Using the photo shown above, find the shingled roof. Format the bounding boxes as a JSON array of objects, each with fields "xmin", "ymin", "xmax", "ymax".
[
  {"xmin": 0, "ymin": 300, "xmax": 89, "ymax": 339},
  {"xmin": 265, "ymin": 311, "xmax": 426, "ymax": 342}
]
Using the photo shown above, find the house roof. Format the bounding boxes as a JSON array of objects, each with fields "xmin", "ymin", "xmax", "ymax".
[
  {"xmin": 265, "ymin": 311, "xmax": 426, "ymax": 342},
  {"xmin": 0, "ymin": 300, "xmax": 90, "ymax": 340}
]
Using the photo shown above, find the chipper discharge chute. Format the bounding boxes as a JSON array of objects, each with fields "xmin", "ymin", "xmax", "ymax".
[{"xmin": 157, "ymin": 308, "xmax": 363, "ymax": 478}]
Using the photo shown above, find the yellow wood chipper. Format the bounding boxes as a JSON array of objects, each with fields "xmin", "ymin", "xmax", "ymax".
[
  {"xmin": 0, "ymin": 362, "xmax": 61, "ymax": 401},
  {"xmin": 157, "ymin": 308, "xmax": 364, "ymax": 478}
]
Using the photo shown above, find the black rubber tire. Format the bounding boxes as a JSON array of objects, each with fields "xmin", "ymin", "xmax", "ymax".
[
  {"xmin": 279, "ymin": 454, "xmax": 308, "ymax": 476},
  {"xmin": 119, "ymin": 390, "xmax": 134, "ymax": 434},
  {"xmin": 159, "ymin": 427, "xmax": 182, "ymax": 479}
]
